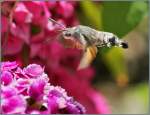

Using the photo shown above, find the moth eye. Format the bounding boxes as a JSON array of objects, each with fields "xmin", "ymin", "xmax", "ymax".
[{"xmin": 64, "ymin": 33, "xmax": 72, "ymax": 37}]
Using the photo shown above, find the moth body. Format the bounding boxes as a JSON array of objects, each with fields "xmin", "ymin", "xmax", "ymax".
[
  {"xmin": 61, "ymin": 25, "xmax": 128, "ymax": 49},
  {"xmin": 48, "ymin": 18, "xmax": 128, "ymax": 69}
]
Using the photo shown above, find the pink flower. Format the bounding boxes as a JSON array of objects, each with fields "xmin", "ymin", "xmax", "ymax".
[
  {"xmin": 57, "ymin": 1, "xmax": 74, "ymax": 18},
  {"xmin": 2, "ymin": 34, "xmax": 24, "ymax": 55},
  {"xmin": 1, "ymin": 1, "xmax": 77, "ymax": 56},
  {"xmin": 23, "ymin": 1, "xmax": 50, "ymax": 27},
  {"xmin": 1, "ymin": 1, "xmax": 111, "ymax": 114},
  {"xmin": 51, "ymin": 69, "xmax": 109, "ymax": 114},
  {"xmin": 13, "ymin": 3, "xmax": 33, "ymax": 24},
  {"xmin": 1, "ymin": 1, "xmax": 15, "ymax": 16},
  {"xmin": 1, "ymin": 61, "xmax": 18, "ymax": 71},
  {"xmin": 0, "ymin": 61, "xmax": 85, "ymax": 114},
  {"xmin": 10, "ymin": 22, "xmax": 30, "ymax": 44},
  {"xmin": 1, "ymin": 71, "xmax": 13, "ymax": 85},
  {"xmin": 29, "ymin": 40, "xmax": 111, "ymax": 114},
  {"xmin": 1, "ymin": 86, "xmax": 27, "ymax": 114},
  {"xmin": 28, "ymin": 78, "xmax": 46, "ymax": 100},
  {"xmin": 23, "ymin": 64, "xmax": 44, "ymax": 77},
  {"xmin": 1, "ymin": 16, "xmax": 9, "ymax": 34},
  {"xmin": 47, "ymin": 86, "xmax": 85, "ymax": 114},
  {"xmin": 45, "ymin": 1, "xmax": 57, "ymax": 10}
]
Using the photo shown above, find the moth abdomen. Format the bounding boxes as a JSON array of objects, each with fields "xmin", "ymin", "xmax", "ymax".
[{"xmin": 120, "ymin": 41, "xmax": 128, "ymax": 49}]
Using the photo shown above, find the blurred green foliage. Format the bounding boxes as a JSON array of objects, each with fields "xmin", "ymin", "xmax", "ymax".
[
  {"xmin": 123, "ymin": 83, "xmax": 149, "ymax": 113},
  {"xmin": 102, "ymin": 1, "xmax": 148, "ymax": 37},
  {"xmin": 80, "ymin": 0, "xmax": 102, "ymax": 29},
  {"xmin": 78, "ymin": 1, "xmax": 102, "ymax": 29},
  {"xmin": 77, "ymin": 1, "xmax": 148, "ymax": 86}
]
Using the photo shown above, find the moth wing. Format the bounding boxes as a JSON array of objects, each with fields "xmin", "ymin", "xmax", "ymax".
[
  {"xmin": 78, "ymin": 45, "xmax": 97, "ymax": 70},
  {"xmin": 58, "ymin": 34, "xmax": 85, "ymax": 50}
]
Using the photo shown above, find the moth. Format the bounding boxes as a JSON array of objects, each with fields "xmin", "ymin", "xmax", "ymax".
[{"xmin": 48, "ymin": 18, "xmax": 128, "ymax": 69}]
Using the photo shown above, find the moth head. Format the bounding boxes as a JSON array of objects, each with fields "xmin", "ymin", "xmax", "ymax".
[{"xmin": 62, "ymin": 28, "xmax": 75, "ymax": 38}]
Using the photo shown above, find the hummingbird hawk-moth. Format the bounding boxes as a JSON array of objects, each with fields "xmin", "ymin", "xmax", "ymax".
[{"xmin": 48, "ymin": 18, "xmax": 128, "ymax": 69}]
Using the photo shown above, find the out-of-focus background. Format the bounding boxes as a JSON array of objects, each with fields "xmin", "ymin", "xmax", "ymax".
[
  {"xmin": 1, "ymin": 1, "xmax": 149, "ymax": 114},
  {"xmin": 77, "ymin": 1, "xmax": 149, "ymax": 114}
]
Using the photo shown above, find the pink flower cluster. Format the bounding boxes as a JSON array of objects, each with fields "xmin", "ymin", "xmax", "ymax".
[
  {"xmin": 1, "ymin": 61, "xmax": 85, "ymax": 114},
  {"xmin": 2, "ymin": 1, "xmax": 77, "ymax": 56},
  {"xmin": 1, "ymin": 1, "xmax": 111, "ymax": 114}
]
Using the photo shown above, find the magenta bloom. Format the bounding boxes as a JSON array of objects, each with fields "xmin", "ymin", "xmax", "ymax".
[
  {"xmin": 2, "ymin": 1, "xmax": 111, "ymax": 114},
  {"xmin": 0, "ymin": 61, "xmax": 85, "ymax": 114},
  {"xmin": 1, "ymin": 86, "xmax": 26, "ymax": 114}
]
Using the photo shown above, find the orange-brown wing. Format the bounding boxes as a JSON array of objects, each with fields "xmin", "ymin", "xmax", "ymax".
[
  {"xmin": 60, "ymin": 36, "xmax": 85, "ymax": 50},
  {"xmin": 78, "ymin": 45, "xmax": 97, "ymax": 70},
  {"xmin": 59, "ymin": 35, "xmax": 97, "ymax": 70}
]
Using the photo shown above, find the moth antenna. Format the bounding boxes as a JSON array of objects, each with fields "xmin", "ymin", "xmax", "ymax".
[
  {"xmin": 43, "ymin": 18, "xmax": 66, "ymax": 44},
  {"xmin": 49, "ymin": 18, "xmax": 66, "ymax": 29}
]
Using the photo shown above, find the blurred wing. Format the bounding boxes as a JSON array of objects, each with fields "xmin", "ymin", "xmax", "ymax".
[
  {"xmin": 59, "ymin": 34, "xmax": 98, "ymax": 70},
  {"xmin": 59, "ymin": 36, "xmax": 85, "ymax": 50},
  {"xmin": 78, "ymin": 45, "xmax": 97, "ymax": 70}
]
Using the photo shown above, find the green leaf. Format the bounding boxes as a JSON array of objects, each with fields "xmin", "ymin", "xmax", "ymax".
[
  {"xmin": 101, "ymin": 1, "xmax": 148, "ymax": 38},
  {"xmin": 101, "ymin": 48, "xmax": 129, "ymax": 87},
  {"xmin": 77, "ymin": 1, "xmax": 148, "ymax": 85},
  {"xmin": 125, "ymin": 83, "xmax": 149, "ymax": 111},
  {"xmin": 127, "ymin": 1, "xmax": 148, "ymax": 27},
  {"xmin": 78, "ymin": 1, "xmax": 102, "ymax": 29},
  {"xmin": 31, "ymin": 24, "xmax": 42, "ymax": 35},
  {"xmin": 99, "ymin": 1, "xmax": 148, "ymax": 85}
]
